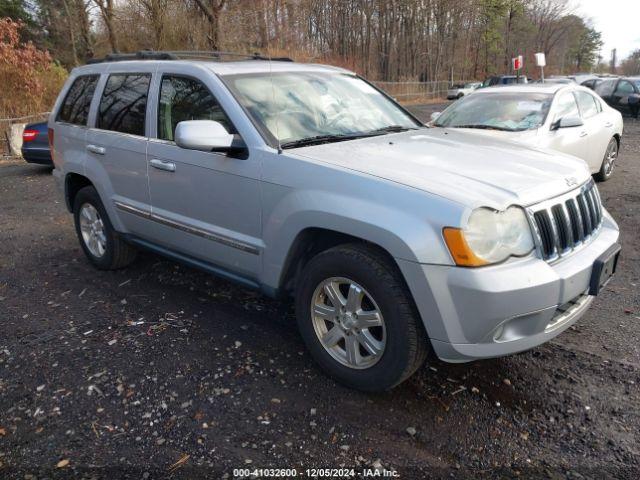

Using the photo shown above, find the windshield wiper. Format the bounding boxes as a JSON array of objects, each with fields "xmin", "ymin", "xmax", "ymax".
[
  {"xmin": 280, "ymin": 133, "xmax": 375, "ymax": 149},
  {"xmin": 450, "ymin": 124, "xmax": 516, "ymax": 132},
  {"xmin": 367, "ymin": 125, "xmax": 419, "ymax": 134},
  {"xmin": 280, "ymin": 125, "xmax": 420, "ymax": 149}
]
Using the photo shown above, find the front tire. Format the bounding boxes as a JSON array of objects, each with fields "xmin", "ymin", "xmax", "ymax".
[
  {"xmin": 73, "ymin": 186, "xmax": 137, "ymax": 270},
  {"xmin": 295, "ymin": 244, "xmax": 429, "ymax": 391},
  {"xmin": 595, "ymin": 137, "xmax": 618, "ymax": 182}
]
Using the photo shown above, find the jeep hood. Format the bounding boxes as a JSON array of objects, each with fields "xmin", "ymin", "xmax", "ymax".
[{"xmin": 292, "ymin": 128, "xmax": 591, "ymax": 209}]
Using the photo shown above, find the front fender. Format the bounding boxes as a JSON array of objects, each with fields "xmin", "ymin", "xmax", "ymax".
[{"xmin": 260, "ymin": 187, "xmax": 462, "ymax": 290}]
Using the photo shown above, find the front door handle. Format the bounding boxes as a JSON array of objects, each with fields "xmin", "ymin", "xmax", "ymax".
[
  {"xmin": 86, "ymin": 144, "xmax": 105, "ymax": 155},
  {"xmin": 150, "ymin": 158, "xmax": 176, "ymax": 172},
  {"xmin": 604, "ymin": 122, "xmax": 613, "ymax": 128},
  {"xmin": 579, "ymin": 131, "xmax": 588, "ymax": 137}
]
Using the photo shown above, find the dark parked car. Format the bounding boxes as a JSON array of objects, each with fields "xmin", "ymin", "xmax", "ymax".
[
  {"xmin": 595, "ymin": 77, "xmax": 640, "ymax": 118},
  {"xmin": 21, "ymin": 121, "xmax": 52, "ymax": 165},
  {"xmin": 581, "ymin": 78, "xmax": 603, "ymax": 91},
  {"xmin": 481, "ymin": 75, "xmax": 528, "ymax": 87}
]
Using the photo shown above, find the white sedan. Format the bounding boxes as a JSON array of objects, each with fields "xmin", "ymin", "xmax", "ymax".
[{"xmin": 431, "ymin": 84, "xmax": 623, "ymax": 181}]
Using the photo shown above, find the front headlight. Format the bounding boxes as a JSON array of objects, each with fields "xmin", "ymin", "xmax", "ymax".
[{"xmin": 443, "ymin": 206, "xmax": 534, "ymax": 267}]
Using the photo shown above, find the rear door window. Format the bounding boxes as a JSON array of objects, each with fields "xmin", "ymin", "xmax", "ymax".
[
  {"xmin": 615, "ymin": 80, "xmax": 634, "ymax": 96},
  {"xmin": 574, "ymin": 91, "xmax": 599, "ymax": 119},
  {"xmin": 97, "ymin": 74, "xmax": 151, "ymax": 136},
  {"xmin": 158, "ymin": 75, "xmax": 234, "ymax": 141},
  {"xmin": 56, "ymin": 75, "xmax": 99, "ymax": 126}
]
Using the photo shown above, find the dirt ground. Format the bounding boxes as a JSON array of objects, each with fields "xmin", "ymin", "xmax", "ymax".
[{"xmin": 0, "ymin": 105, "xmax": 639, "ymax": 479}]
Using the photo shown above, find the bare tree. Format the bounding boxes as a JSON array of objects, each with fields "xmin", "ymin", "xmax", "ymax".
[
  {"xmin": 91, "ymin": 0, "xmax": 118, "ymax": 53},
  {"xmin": 193, "ymin": 0, "xmax": 226, "ymax": 50},
  {"xmin": 23, "ymin": 0, "xmax": 605, "ymax": 82},
  {"xmin": 139, "ymin": 0, "xmax": 168, "ymax": 49}
]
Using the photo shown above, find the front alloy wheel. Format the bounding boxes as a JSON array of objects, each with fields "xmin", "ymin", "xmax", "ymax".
[
  {"xmin": 295, "ymin": 244, "xmax": 429, "ymax": 391},
  {"xmin": 596, "ymin": 137, "xmax": 618, "ymax": 181},
  {"xmin": 311, "ymin": 277, "xmax": 386, "ymax": 369}
]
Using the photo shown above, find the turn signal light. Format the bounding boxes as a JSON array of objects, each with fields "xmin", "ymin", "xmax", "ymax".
[{"xmin": 442, "ymin": 227, "xmax": 489, "ymax": 267}]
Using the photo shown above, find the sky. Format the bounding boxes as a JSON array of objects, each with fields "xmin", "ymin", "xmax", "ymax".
[{"xmin": 572, "ymin": 0, "xmax": 640, "ymax": 62}]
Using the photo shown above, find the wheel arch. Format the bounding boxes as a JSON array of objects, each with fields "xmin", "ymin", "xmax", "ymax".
[
  {"xmin": 277, "ymin": 227, "xmax": 402, "ymax": 297},
  {"xmin": 613, "ymin": 133, "xmax": 621, "ymax": 148},
  {"xmin": 64, "ymin": 172, "xmax": 94, "ymax": 212}
]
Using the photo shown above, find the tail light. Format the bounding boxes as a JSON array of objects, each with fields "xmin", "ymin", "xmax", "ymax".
[
  {"xmin": 22, "ymin": 129, "xmax": 39, "ymax": 142},
  {"xmin": 48, "ymin": 128, "xmax": 55, "ymax": 162}
]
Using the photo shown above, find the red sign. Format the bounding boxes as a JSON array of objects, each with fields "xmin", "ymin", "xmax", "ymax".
[{"xmin": 512, "ymin": 55, "xmax": 523, "ymax": 71}]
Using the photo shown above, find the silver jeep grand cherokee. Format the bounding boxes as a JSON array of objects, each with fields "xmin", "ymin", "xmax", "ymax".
[{"xmin": 49, "ymin": 52, "xmax": 621, "ymax": 391}]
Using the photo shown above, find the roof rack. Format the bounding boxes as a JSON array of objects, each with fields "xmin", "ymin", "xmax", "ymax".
[{"xmin": 86, "ymin": 50, "xmax": 293, "ymax": 64}]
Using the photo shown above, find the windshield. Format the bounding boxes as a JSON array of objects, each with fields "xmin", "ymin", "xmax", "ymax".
[
  {"xmin": 434, "ymin": 92, "xmax": 553, "ymax": 131},
  {"xmin": 222, "ymin": 72, "xmax": 421, "ymax": 147}
]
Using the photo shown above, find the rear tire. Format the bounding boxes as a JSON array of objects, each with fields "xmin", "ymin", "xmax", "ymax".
[
  {"xmin": 73, "ymin": 186, "xmax": 137, "ymax": 270},
  {"xmin": 295, "ymin": 244, "xmax": 429, "ymax": 392},
  {"xmin": 595, "ymin": 137, "xmax": 618, "ymax": 182}
]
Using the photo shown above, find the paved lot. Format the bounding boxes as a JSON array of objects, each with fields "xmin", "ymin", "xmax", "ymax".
[{"xmin": 1, "ymin": 106, "xmax": 639, "ymax": 479}]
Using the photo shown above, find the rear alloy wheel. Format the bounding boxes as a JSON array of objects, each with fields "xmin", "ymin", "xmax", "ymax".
[
  {"xmin": 295, "ymin": 244, "xmax": 429, "ymax": 391},
  {"xmin": 595, "ymin": 137, "xmax": 618, "ymax": 182},
  {"xmin": 79, "ymin": 203, "xmax": 107, "ymax": 258},
  {"xmin": 73, "ymin": 186, "xmax": 137, "ymax": 270}
]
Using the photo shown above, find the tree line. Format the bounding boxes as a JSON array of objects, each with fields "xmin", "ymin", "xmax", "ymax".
[{"xmin": 1, "ymin": 0, "xmax": 626, "ymax": 82}]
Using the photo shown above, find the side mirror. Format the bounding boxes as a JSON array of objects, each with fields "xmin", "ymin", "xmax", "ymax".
[
  {"xmin": 430, "ymin": 112, "xmax": 441, "ymax": 122},
  {"xmin": 554, "ymin": 116, "xmax": 583, "ymax": 130},
  {"xmin": 175, "ymin": 120, "xmax": 236, "ymax": 153}
]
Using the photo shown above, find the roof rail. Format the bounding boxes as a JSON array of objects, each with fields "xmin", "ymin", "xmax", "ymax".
[
  {"xmin": 86, "ymin": 50, "xmax": 293, "ymax": 64},
  {"xmin": 86, "ymin": 51, "xmax": 178, "ymax": 64},
  {"xmin": 167, "ymin": 51, "xmax": 293, "ymax": 62}
]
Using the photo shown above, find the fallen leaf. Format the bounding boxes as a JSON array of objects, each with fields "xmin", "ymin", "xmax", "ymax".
[
  {"xmin": 56, "ymin": 459, "xmax": 70, "ymax": 468},
  {"xmin": 0, "ymin": 427, "xmax": 6, "ymax": 436},
  {"xmin": 168, "ymin": 454, "xmax": 190, "ymax": 472}
]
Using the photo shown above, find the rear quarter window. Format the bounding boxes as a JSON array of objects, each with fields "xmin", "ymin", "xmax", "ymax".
[
  {"xmin": 56, "ymin": 75, "xmax": 99, "ymax": 126},
  {"xmin": 575, "ymin": 91, "xmax": 599, "ymax": 119},
  {"xmin": 97, "ymin": 74, "xmax": 151, "ymax": 136}
]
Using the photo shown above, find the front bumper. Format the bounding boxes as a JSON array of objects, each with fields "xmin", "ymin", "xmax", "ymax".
[{"xmin": 397, "ymin": 209, "xmax": 620, "ymax": 362}]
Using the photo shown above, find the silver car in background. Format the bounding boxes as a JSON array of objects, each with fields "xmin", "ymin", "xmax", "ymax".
[
  {"xmin": 49, "ymin": 52, "xmax": 621, "ymax": 391},
  {"xmin": 431, "ymin": 84, "xmax": 624, "ymax": 181},
  {"xmin": 447, "ymin": 82, "xmax": 482, "ymax": 100}
]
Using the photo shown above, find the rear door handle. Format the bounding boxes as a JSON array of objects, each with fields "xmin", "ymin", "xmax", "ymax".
[
  {"xmin": 150, "ymin": 158, "xmax": 176, "ymax": 172},
  {"xmin": 86, "ymin": 144, "xmax": 105, "ymax": 155},
  {"xmin": 579, "ymin": 131, "xmax": 588, "ymax": 137},
  {"xmin": 604, "ymin": 122, "xmax": 613, "ymax": 127}
]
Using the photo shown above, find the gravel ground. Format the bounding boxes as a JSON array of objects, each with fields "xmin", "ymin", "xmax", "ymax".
[{"xmin": 0, "ymin": 106, "xmax": 639, "ymax": 479}]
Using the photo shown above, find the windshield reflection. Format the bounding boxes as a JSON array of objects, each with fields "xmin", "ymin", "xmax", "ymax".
[
  {"xmin": 435, "ymin": 92, "xmax": 553, "ymax": 131},
  {"xmin": 223, "ymin": 72, "xmax": 421, "ymax": 146}
]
